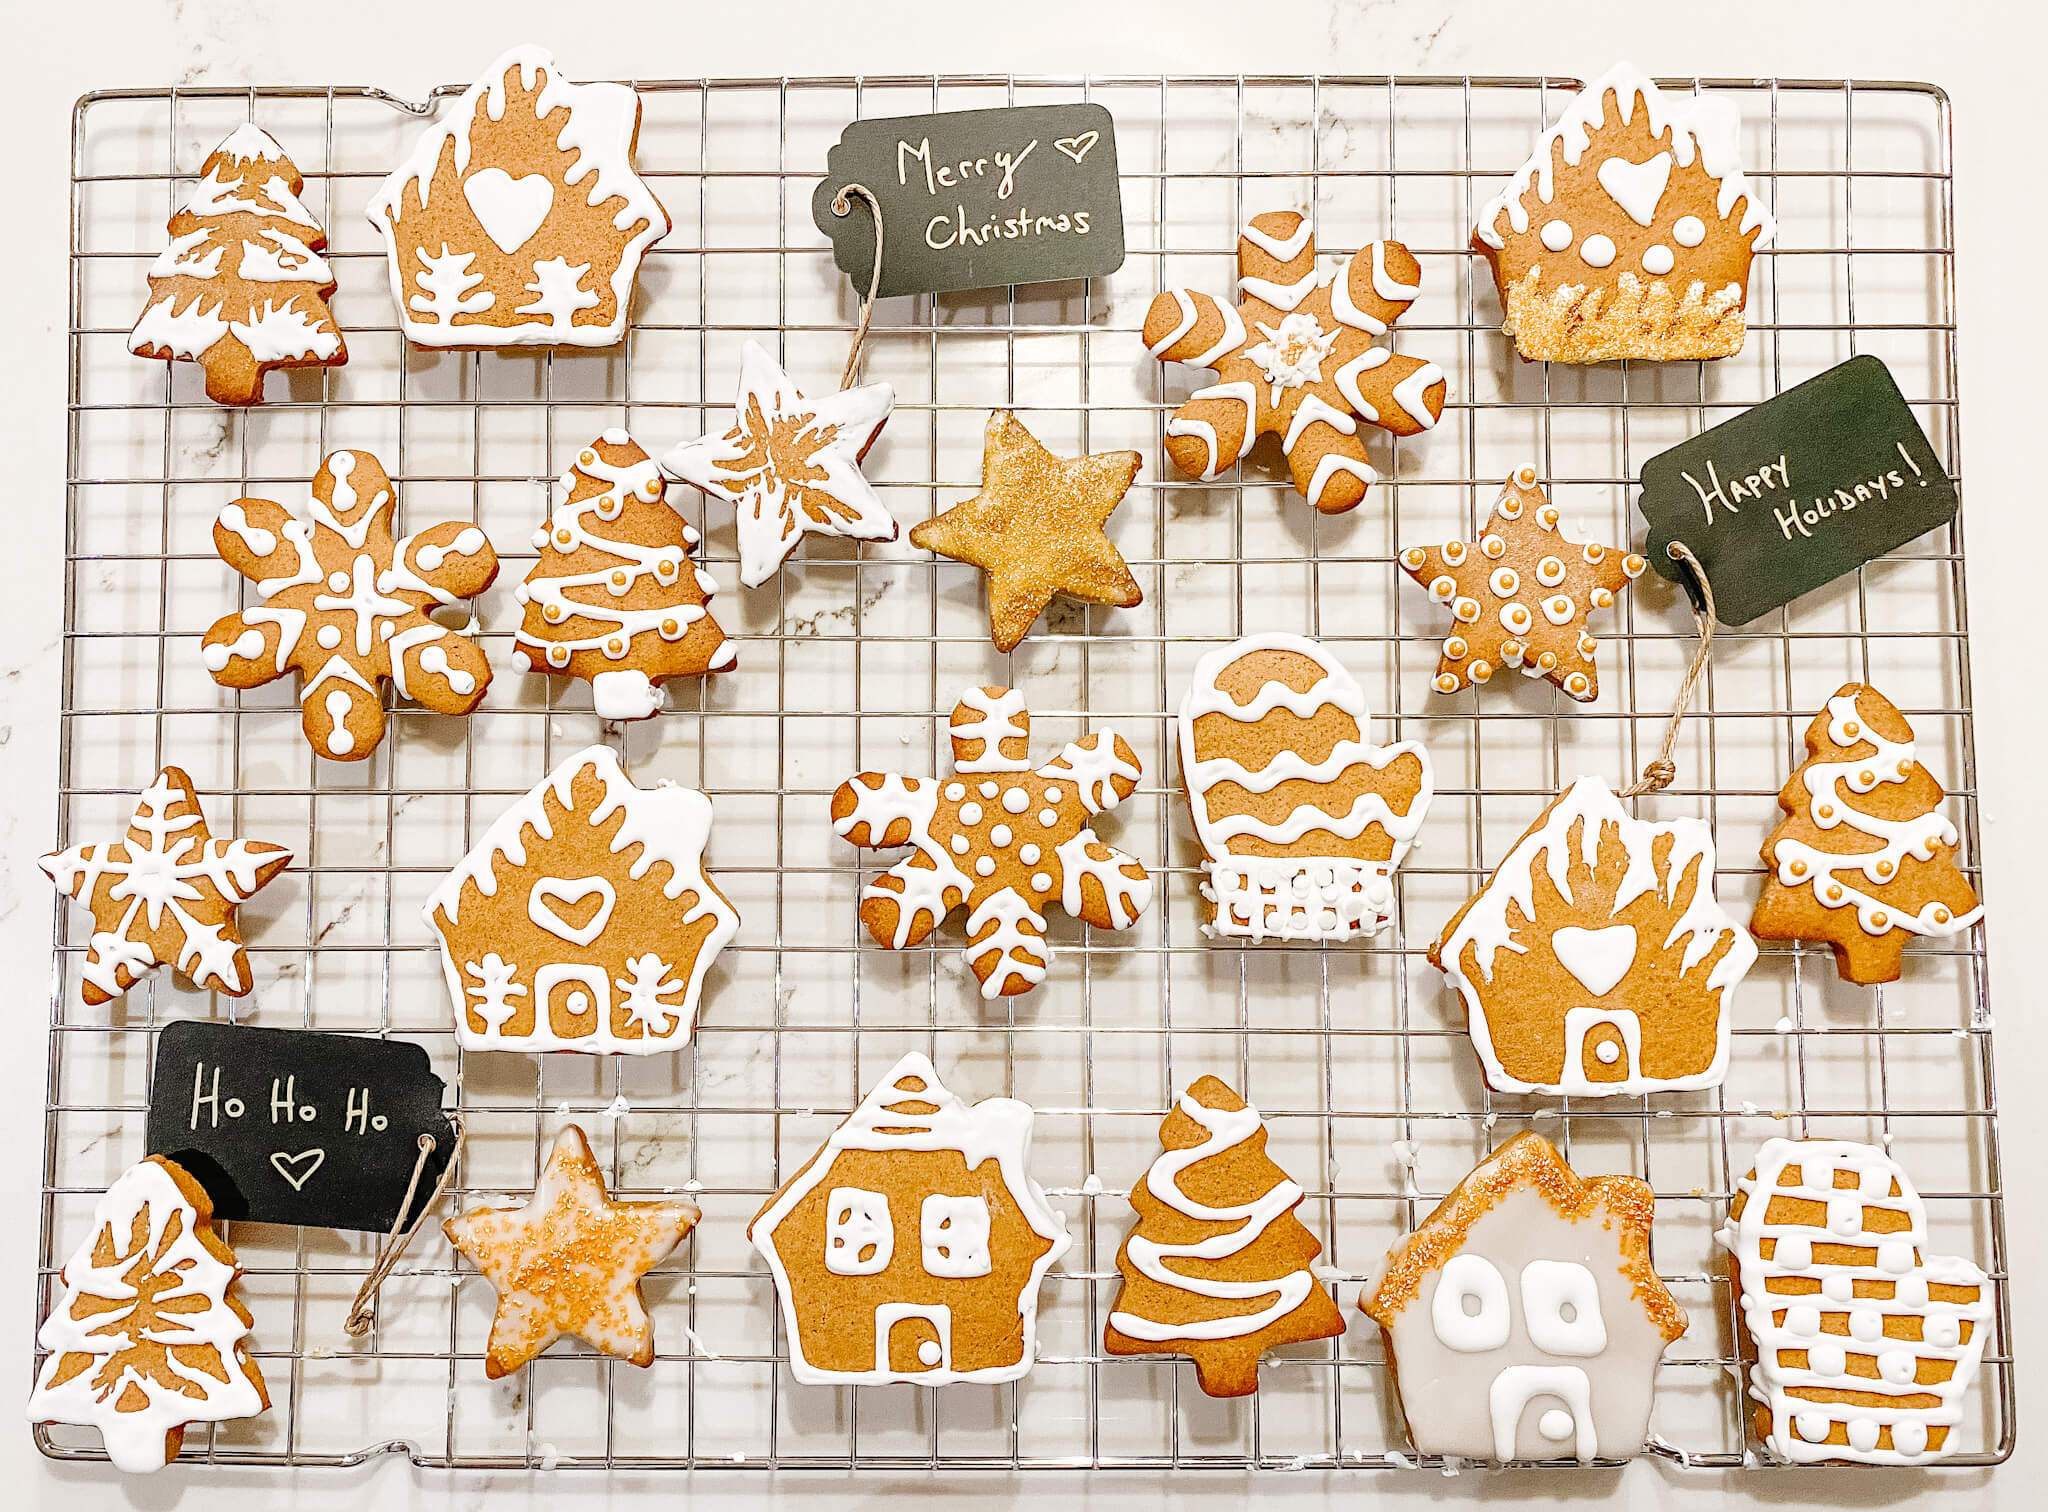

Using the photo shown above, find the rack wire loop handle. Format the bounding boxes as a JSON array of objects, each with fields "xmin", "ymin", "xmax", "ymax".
[
  {"xmin": 829, "ymin": 182, "xmax": 885, "ymax": 390},
  {"xmin": 1619, "ymin": 541, "xmax": 1717, "ymax": 798},
  {"xmin": 343, "ymin": 1113, "xmax": 464, "ymax": 1339}
]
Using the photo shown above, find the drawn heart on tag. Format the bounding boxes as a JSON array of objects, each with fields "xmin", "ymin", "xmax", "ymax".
[
  {"xmin": 270, "ymin": 1148, "xmax": 326, "ymax": 1191},
  {"xmin": 1595, "ymin": 154, "xmax": 1672, "ymax": 227},
  {"xmin": 528, "ymin": 876, "xmax": 617, "ymax": 946},
  {"xmin": 1552, "ymin": 925, "xmax": 1639, "ymax": 998},
  {"xmin": 1054, "ymin": 131, "xmax": 1100, "ymax": 166},
  {"xmin": 463, "ymin": 168, "xmax": 555, "ymax": 254}
]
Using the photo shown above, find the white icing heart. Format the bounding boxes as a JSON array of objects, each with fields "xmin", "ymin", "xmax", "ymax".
[
  {"xmin": 1552, "ymin": 924, "xmax": 1638, "ymax": 997},
  {"xmin": 1596, "ymin": 154, "xmax": 1672, "ymax": 227},
  {"xmin": 528, "ymin": 876, "xmax": 617, "ymax": 946},
  {"xmin": 463, "ymin": 167, "xmax": 555, "ymax": 253}
]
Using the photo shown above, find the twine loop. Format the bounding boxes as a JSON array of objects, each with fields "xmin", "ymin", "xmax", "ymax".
[
  {"xmin": 829, "ymin": 182, "xmax": 885, "ymax": 390},
  {"xmin": 1618, "ymin": 540, "xmax": 1717, "ymax": 798},
  {"xmin": 343, "ymin": 1113, "xmax": 463, "ymax": 1338}
]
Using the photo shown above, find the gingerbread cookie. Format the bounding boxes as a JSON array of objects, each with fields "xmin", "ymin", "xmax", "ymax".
[
  {"xmin": 1752, "ymin": 683, "xmax": 1982, "ymax": 984},
  {"xmin": 1178, "ymin": 634, "xmax": 1432, "ymax": 942},
  {"xmin": 1473, "ymin": 63, "xmax": 1774, "ymax": 363},
  {"xmin": 423, "ymin": 745, "xmax": 739, "ymax": 1055},
  {"xmin": 367, "ymin": 44, "xmax": 669, "ymax": 347},
  {"xmin": 129, "ymin": 124, "xmax": 344, "ymax": 405},
  {"xmin": 1432, "ymin": 775, "xmax": 1756, "ymax": 1096},
  {"xmin": 1144, "ymin": 210, "xmax": 1446, "ymax": 513},
  {"xmin": 202, "ymin": 449, "xmax": 499, "ymax": 760},
  {"xmin": 832, "ymin": 686, "xmax": 1151, "ymax": 998},
  {"xmin": 27, "ymin": 1155, "xmax": 269, "ymax": 1473},
  {"xmin": 1103, "ymin": 1076, "xmax": 1344, "ymax": 1396},
  {"xmin": 513, "ymin": 429, "xmax": 734, "ymax": 720},
  {"xmin": 750, "ymin": 1051, "xmax": 1071, "ymax": 1384},
  {"xmin": 910, "ymin": 412, "xmax": 1142, "ymax": 652},
  {"xmin": 1399, "ymin": 468, "xmax": 1645, "ymax": 701},
  {"xmin": 40, "ymin": 767, "xmax": 291, "ymax": 1007},
  {"xmin": 662, "ymin": 340, "xmax": 896, "ymax": 588},
  {"xmin": 1360, "ymin": 1133, "xmax": 1687, "ymax": 1463},
  {"xmin": 444, "ymin": 1123, "xmax": 698, "ymax": 1377},
  {"xmin": 1720, "ymin": 1138, "xmax": 1992, "ymax": 1465}
]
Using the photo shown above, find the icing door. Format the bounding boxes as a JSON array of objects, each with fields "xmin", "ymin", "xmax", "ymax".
[
  {"xmin": 1563, "ymin": 1006, "xmax": 1642, "ymax": 1090},
  {"xmin": 875, "ymin": 1303, "xmax": 952, "ymax": 1375}
]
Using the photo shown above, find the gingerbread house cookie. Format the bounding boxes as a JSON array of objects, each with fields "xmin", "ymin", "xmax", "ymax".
[
  {"xmin": 1431, "ymin": 775, "xmax": 1756, "ymax": 1096},
  {"xmin": 1361, "ymin": 1133, "xmax": 1687, "ymax": 1463},
  {"xmin": 1473, "ymin": 63, "xmax": 1774, "ymax": 363}
]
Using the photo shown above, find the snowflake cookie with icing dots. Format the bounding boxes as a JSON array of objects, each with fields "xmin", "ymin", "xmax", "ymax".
[
  {"xmin": 831, "ymin": 687, "xmax": 1152, "ymax": 998},
  {"xmin": 1399, "ymin": 467, "xmax": 1645, "ymax": 701},
  {"xmin": 201, "ymin": 449, "xmax": 499, "ymax": 760},
  {"xmin": 1143, "ymin": 210, "xmax": 1447, "ymax": 513}
]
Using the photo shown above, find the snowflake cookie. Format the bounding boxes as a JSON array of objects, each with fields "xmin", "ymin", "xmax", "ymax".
[
  {"xmin": 39, "ymin": 767, "xmax": 291, "ymax": 1007},
  {"xmin": 1144, "ymin": 210, "xmax": 1447, "ymax": 513},
  {"xmin": 1399, "ymin": 467, "xmax": 1645, "ymax": 701},
  {"xmin": 367, "ymin": 44, "xmax": 669, "ymax": 347},
  {"xmin": 662, "ymin": 339, "xmax": 896, "ymax": 588},
  {"xmin": 832, "ymin": 687, "xmax": 1152, "ymax": 998},
  {"xmin": 201, "ymin": 449, "xmax": 499, "ymax": 761}
]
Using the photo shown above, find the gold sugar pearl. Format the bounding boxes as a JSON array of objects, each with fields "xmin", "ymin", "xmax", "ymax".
[
  {"xmin": 1482, "ymin": 535, "xmax": 1506, "ymax": 559},
  {"xmin": 544, "ymin": 603, "xmax": 564, "ymax": 623},
  {"xmin": 1444, "ymin": 636, "xmax": 1468, "ymax": 660},
  {"xmin": 661, "ymin": 617, "xmax": 679, "ymax": 635},
  {"xmin": 1516, "ymin": 466, "xmax": 1537, "ymax": 486},
  {"xmin": 1470, "ymin": 660, "xmax": 1494, "ymax": 682},
  {"xmin": 1539, "ymin": 507, "xmax": 1559, "ymax": 528},
  {"xmin": 1435, "ymin": 672, "xmax": 1459, "ymax": 693},
  {"xmin": 642, "ymin": 479, "xmax": 661, "ymax": 499},
  {"xmin": 1872, "ymin": 911, "xmax": 1889, "ymax": 928},
  {"xmin": 1859, "ymin": 770, "xmax": 1875, "ymax": 785},
  {"xmin": 556, "ymin": 528, "xmax": 574, "ymax": 546},
  {"xmin": 1826, "ymin": 885, "xmax": 1844, "ymax": 902},
  {"xmin": 579, "ymin": 450, "xmax": 596, "ymax": 466},
  {"xmin": 1876, "ymin": 861, "xmax": 1894, "ymax": 878},
  {"xmin": 1897, "ymin": 760, "xmax": 1912, "ymax": 776},
  {"xmin": 1536, "ymin": 650, "xmax": 1558, "ymax": 671},
  {"xmin": 1585, "ymin": 543, "xmax": 1605, "ymax": 562},
  {"xmin": 610, "ymin": 569, "xmax": 628, "ymax": 587},
  {"xmin": 1402, "ymin": 547, "xmax": 1426, "ymax": 568},
  {"xmin": 1818, "ymin": 803, "xmax": 1835, "ymax": 819},
  {"xmin": 1934, "ymin": 906, "xmax": 1951, "ymax": 924},
  {"xmin": 606, "ymin": 637, "xmax": 625, "ymax": 654},
  {"xmin": 1789, "ymin": 860, "xmax": 1808, "ymax": 877},
  {"xmin": 1844, "ymin": 722, "xmax": 1860, "ymax": 739}
]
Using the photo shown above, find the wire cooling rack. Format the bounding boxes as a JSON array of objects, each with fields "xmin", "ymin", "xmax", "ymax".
[{"xmin": 39, "ymin": 72, "xmax": 2006, "ymax": 1472}]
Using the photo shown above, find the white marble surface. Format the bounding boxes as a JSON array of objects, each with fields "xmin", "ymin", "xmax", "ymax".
[{"xmin": 6, "ymin": 0, "xmax": 2048, "ymax": 1505}]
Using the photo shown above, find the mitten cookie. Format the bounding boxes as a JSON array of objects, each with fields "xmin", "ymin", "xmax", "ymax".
[
  {"xmin": 1360, "ymin": 1133, "xmax": 1687, "ymax": 1463},
  {"xmin": 1751, "ymin": 683, "xmax": 1982, "ymax": 983},
  {"xmin": 512, "ymin": 429, "xmax": 735, "ymax": 720},
  {"xmin": 1720, "ymin": 1138, "xmax": 1992, "ymax": 1465},
  {"xmin": 1178, "ymin": 633, "xmax": 1432, "ymax": 941},
  {"xmin": 201, "ymin": 449, "xmax": 498, "ymax": 760},
  {"xmin": 39, "ymin": 767, "xmax": 291, "ymax": 1006},
  {"xmin": 1399, "ymin": 467, "xmax": 1645, "ymax": 701},
  {"xmin": 1431, "ymin": 775, "xmax": 1756, "ymax": 1096},
  {"xmin": 1103, "ymin": 1077, "xmax": 1345, "ymax": 1396},
  {"xmin": 26, "ymin": 1156, "xmax": 269, "ymax": 1473},
  {"xmin": 1473, "ymin": 63, "xmax": 1773, "ymax": 363},
  {"xmin": 129, "ymin": 124, "xmax": 344, "ymax": 404},
  {"xmin": 832, "ymin": 686, "xmax": 1152, "ymax": 998},
  {"xmin": 444, "ymin": 1124, "xmax": 699, "ymax": 1377},
  {"xmin": 749, "ymin": 1051, "xmax": 1071, "ymax": 1385},
  {"xmin": 910, "ymin": 412, "xmax": 1142, "ymax": 652},
  {"xmin": 1145, "ymin": 210, "xmax": 1446, "ymax": 513},
  {"xmin": 367, "ymin": 45, "xmax": 669, "ymax": 347},
  {"xmin": 423, "ymin": 745, "xmax": 739, "ymax": 1054}
]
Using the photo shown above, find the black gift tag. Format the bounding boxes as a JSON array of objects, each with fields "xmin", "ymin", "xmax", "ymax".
[
  {"xmin": 1638, "ymin": 355, "xmax": 1958, "ymax": 627},
  {"xmin": 147, "ymin": 1022, "xmax": 456, "ymax": 1233},
  {"xmin": 811, "ymin": 104, "xmax": 1126, "ymax": 298}
]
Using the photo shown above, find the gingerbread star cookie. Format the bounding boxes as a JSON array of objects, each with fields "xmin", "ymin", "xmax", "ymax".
[
  {"xmin": 443, "ymin": 1123, "xmax": 699, "ymax": 1377},
  {"xmin": 40, "ymin": 767, "xmax": 292, "ymax": 1007},
  {"xmin": 661, "ymin": 339, "xmax": 895, "ymax": 589},
  {"xmin": 910, "ymin": 412, "xmax": 1143, "ymax": 652},
  {"xmin": 1399, "ymin": 467, "xmax": 1645, "ymax": 701}
]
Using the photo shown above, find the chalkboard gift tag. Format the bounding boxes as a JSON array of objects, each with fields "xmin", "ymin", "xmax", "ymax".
[
  {"xmin": 146, "ymin": 1021, "xmax": 457, "ymax": 1232},
  {"xmin": 811, "ymin": 103, "xmax": 1126, "ymax": 298},
  {"xmin": 1638, "ymin": 355, "xmax": 1958, "ymax": 626}
]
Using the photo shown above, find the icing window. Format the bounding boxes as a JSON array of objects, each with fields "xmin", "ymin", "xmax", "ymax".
[
  {"xmin": 825, "ymin": 1187, "xmax": 893, "ymax": 1276},
  {"xmin": 919, "ymin": 1194, "xmax": 993, "ymax": 1278},
  {"xmin": 1430, "ymin": 1253, "xmax": 1511, "ymax": 1352},
  {"xmin": 1519, "ymin": 1259, "xmax": 1608, "ymax": 1356}
]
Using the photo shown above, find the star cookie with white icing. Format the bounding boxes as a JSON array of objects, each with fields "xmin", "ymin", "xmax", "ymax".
[{"xmin": 1399, "ymin": 467, "xmax": 1645, "ymax": 702}]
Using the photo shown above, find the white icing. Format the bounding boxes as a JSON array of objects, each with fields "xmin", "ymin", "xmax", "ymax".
[
  {"xmin": 1550, "ymin": 924, "xmax": 1637, "ymax": 997},
  {"xmin": 234, "ymin": 227, "xmax": 331, "ymax": 284},
  {"xmin": 1280, "ymin": 395, "xmax": 1357, "ymax": 454},
  {"xmin": 147, "ymin": 227, "xmax": 223, "ymax": 280},
  {"xmin": 1369, "ymin": 240, "xmax": 1421, "ymax": 300},
  {"xmin": 1055, "ymin": 829, "xmax": 1150, "ymax": 929},
  {"xmin": 127, "ymin": 296, "xmax": 228, "ymax": 360},
  {"xmin": 1238, "ymin": 216, "xmax": 1314, "ymax": 263},
  {"xmin": 1305, "ymin": 452, "xmax": 1377, "ymax": 508},
  {"xmin": 229, "ymin": 297, "xmax": 342, "ymax": 364},
  {"xmin": 1390, "ymin": 362, "xmax": 1445, "ymax": 432},
  {"xmin": 1673, "ymin": 215, "xmax": 1707, "ymax": 246},
  {"xmin": 951, "ymin": 687, "xmax": 1032, "ymax": 772},
  {"xmin": 1430, "ymin": 1253, "xmax": 1511, "ymax": 1352},
  {"xmin": 1243, "ymin": 312, "xmax": 1337, "ymax": 405},
  {"xmin": 527, "ymin": 876, "xmax": 617, "ymax": 945},
  {"xmin": 920, "ymin": 1194, "xmax": 993, "ymax": 1278},
  {"xmin": 1519, "ymin": 1260, "xmax": 1608, "ymax": 1356},
  {"xmin": 1146, "ymin": 289, "xmax": 1247, "ymax": 367},
  {"xmin": 1596, "ymin": 153, "xmax": 1673, "ymax": 226},
  {"xmin": 1490, "ymin": 1365, "xmax": 1596, "ymax": 1462},
  {"xmin": 825, "ymin": 1188, "xmax": 893, "ymax": 1275},
  {"xmin": 1164, "ymin": 380, "xmax": 1257, "ymax": 480},
  {"xmin": 462, "ymin": 166, "xmax": 555, "ymax": 254},
  {"xmin": 1641, "ymin": 244, "xmax": 1675, "ymax": 276},
  {"xmin": 1540, "ymin": 220, "xmax": 1573, "ymax": 252},
  {"xmin": 1578, "ymin": 234, "xmax": 1616, "ymax": 269}
]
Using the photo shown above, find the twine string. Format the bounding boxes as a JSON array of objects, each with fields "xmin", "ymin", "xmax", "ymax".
[
  {"xmin": 829, "ymin": 182, "xmax": 885, "ymax": 389},
  {"xmin": 1618, "ymin": 541, "xmax": 1717, "ymax": 798},
  {"xmin": 343, "ymin": 1113, "xmax": 464, "ymax": 1338}
]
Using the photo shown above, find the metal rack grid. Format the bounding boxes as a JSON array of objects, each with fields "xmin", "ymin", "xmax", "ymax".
[{"xmin": 39, "ymin": 71, "xmax": 2008, "ymax": 1472}]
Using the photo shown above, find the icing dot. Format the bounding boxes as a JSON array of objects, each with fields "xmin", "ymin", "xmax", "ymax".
[
  {"xmin": 1021, "ymin": 870, "xmax": 1049, "ymax": 894},
  {"xmin": 1622, "ymin": 553, "xmax": 1647, "ymax": 577},
  {"xmin": 1543, "ymin": 594, "xmax": 1576, "ymax": 626},
  {"xmin": 1515, "ymin": 466, "xmax": 1538, "ymax": 487},
  {"xmin": 1786, "ymin": 1305, "xmax": 1820, "ymax": 1337},
  {"xmin": 974, "ymin": 856, "xmax": 995, "ymax": 877},
  {"xmin": 990, "ymin": 825, "xmax": 1012, "ymax": 847},
  {"xmin": 959, "ymin": 803, "xmax": 982, "ymax": 825},
  {"xmin": 1850, "ymin": 1309, "xmax": 1883, "ymax": 1343},
  {"xmin": 1500, "ymin": 639, "xmax": 1525, "ymax": 666},
  {"xmin": 1429, "ymin": 575, "xmax": 1457, "ymax": 601},
  {"xmin": 1434, "ymin": 672, "xmax": 1460, "ymax": 693},
  {"xmin": 1481, "ymin": 535, "xmax": 1506, "ymax": 559},
  {"xmin": 1402, "ymin": 546, "xmax": 1427, "ymax": 569},
  {"xmin": 917, "ymin": 1341, "xmax": 942, "ymax": 1366},
  {"xmin": 1594, "ymin": 1039, "xmax": 1620, "ymax": 1064},
  {"xmin": 1043, "ymin": 786, "xmax": 1063, "ymax": 803},
  {"xmin": 1673, "ymin": 215, "xmax": 1707, "ymax": 247},
  {"xmin": 979, "ymin": 781, "xmax": 998, "ymax": 798},
  {"xmin": 567, "ymin": 991, "xmax": 590, "ymax": 1016},
  {"xmin": 1469, "ymin": 660, "xmax": 1494, "ymax": 683},
  {"xmin": 1534, "ymin": 650, "xmax": 1558, "ymax": 671},
  {"xmin": 1453, "ymin": 597, "xmax": 1481, "ymax": 624},
  {"xmin": 950, "ymin": 835, "xmax": 970, "ymax": 855},
  {"xmin": 1003, "ymin": 788, "xmax": 1029, "ymax": 814},
  {"xmin": 1641, "ymin": 244, "xmax": 1675, "ymax": 276},
  {"xmin": 1443, "ymin": 636, "xmax": 1468, "ymax": 660},
  {"xmin": 1537, "ymin": 556, "xmax": 1566, "ymax": 586},
  {"xmin": 945, "ymin": 783, "xmax": 965, "ymax": 800},
  {"xmin": 1540, "ymin": 219, "xmax": 1573, "ymax": 252},
  {"xmin": 1499, "ymin": 494, "xmax": 1524, "ymax": 518},
  {"xmin": 1823, "ymin": 1275, "xmax": 1855, "ymax": 1303},
  {"xmin": 1538, "ymin": 506, "xmax": 1560, "ymax": 529},
  {"xmin": 1848, "ymin": 1421, "xmax": 1880, "ymax": 1454},
  {"xmin": 1579, "ymin": 234, "xmax": 1616, "ymax": 267},
  {"xmin": 1590, "ymin": 587, "xmax": 1614, "ymax": 609},
  {"xmin": 1499, "ymin": 603, "xmax": 1531, "ymax": 633},
  {"xmin": 1488, "ymin": 567, "xmax": 1519, "ymax": 597},
  {"xmin": 1794, "ymin": 1412, "xmax": 1830, "ymax": 1445},
  {"xmin": 1039, "ymin": 808, "xmax": 1059, "ymax": 828},
  {"xmin": 1019, "ymin": 844, "xmax": 1041, "ymax": 865},
  {"xmin": 1926, "ymin": 1316, "xmax": 1962, "ymax": 1349},
  {"xmin": 1564, "ymin": 672, "xmax": 1591, "ymax": 697},
  {"xmin": 1442, "ymin": 540, "xmax": 1467, "ymax": 565},
  {"xmin": 1583, "ymin": 542, "xmax": 1606, "ymax": 564},
  {"xmin": 1810, "ymin": 1344, "xmax": 1847, "ymax": 1379},
  {"xmin": 1879, "ymin": 1352, "xmax": 1916, "ymax": 1385},
  {"xmin": 316, "ymin": 625, "xmax": 342, "ymax": 649},
  {"xmin": 1538, "ymin": 1409, "xmax": 1575, "ymax": 1442}
]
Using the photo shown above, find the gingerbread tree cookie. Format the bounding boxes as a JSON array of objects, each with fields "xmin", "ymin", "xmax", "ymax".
[
  {"xmin": 129, "ymin": 124, "xmax": 345, "ymax": 405},
  {"xmin": 1400, "ymin": 467, "xmax": 1645, "ymax": 701},
  {"xmin": 39, "ymin": 767, "xmax": 291, "ymax": 1007},
  {"xmin": 512, "ymin": 429, "xmax": 734, "ymax": 720},
  {"xmin": 1751, "ymin": 683, "xmax": 1982, "ymax": 984},
  {"xmin": 367, "ymin": 45, "xmax": 669, "ymax": 348},
  {"xmin": 910, "ymin": 412, "xmax": 1143, "ymax": 652},
  {"xmin": 27, "ymin": 1156, "xmax": 269, "ymax": 1473},
  {"xmin": 832, "ymin": 686, "xmax": 1152, "ymax": 999},
  {"xmin": 1144, "ymin": 210, "xmax": 1446, "ymax": 513},
  {"xmin": 1103, "ymin": 1077, "xmax": 1344, "ymax": 1397},
  {"xmin": 1432, "ymin": 776, "xmax": 1756, "ymax": 1096},
  {"xmin": 201, "ymin": 449, "xmax": 499, "ymax": 761},
  {"xmin": 662, "ymin": 339, "xmax": 896, "ymax": 588},
  {"xmin": 444, "ymin": 1124, "xmax": 699, "ymax": 1377},
  {"xmin": 1473, "ymin": 63, "xmax": 1774, "ymax": 363}
]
